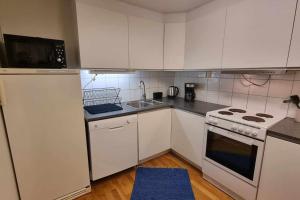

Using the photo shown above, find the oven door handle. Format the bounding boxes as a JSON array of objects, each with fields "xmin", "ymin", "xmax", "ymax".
[
  {"xmin": 226, "ymin": 133, "xmax": 254, "ymax": 146},
  {"xmin": 209, "ymin": 127, "xmax": 255, "ymax": 146}
]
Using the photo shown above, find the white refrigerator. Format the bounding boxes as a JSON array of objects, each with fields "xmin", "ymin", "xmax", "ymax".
[
  {"xmin": 0, "ymin": 107, "xmax": 19, "ymax": 200},
  {"xmin": 0, "ymin": 69, "xmax": 90, "ymax": 200}
]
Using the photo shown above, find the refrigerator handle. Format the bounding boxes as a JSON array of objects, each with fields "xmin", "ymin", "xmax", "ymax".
[{"xmin": 0, "ymin": 80, "xmax": 7, "ymax": 106}]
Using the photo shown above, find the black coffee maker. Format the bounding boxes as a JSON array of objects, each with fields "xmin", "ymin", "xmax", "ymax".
[{"xmin": 185, "ymin": 83, "xmax": 196, "ymax": 102}]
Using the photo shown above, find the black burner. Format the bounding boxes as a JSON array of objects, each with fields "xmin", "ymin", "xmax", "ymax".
[
  {"xmin": 218, "ymin": 111, "xmax": 234, "ymax": 115},
  {"xmin": 256, "ymin": 113, "xmax": 274, "ymax": 118},
  {"xmin": 242, "ymin": 116, "xmax": 265, "ymax": 123},
  {"xmin": 229, "ymin": 108, "xmax": 246, "ymax": 113}
]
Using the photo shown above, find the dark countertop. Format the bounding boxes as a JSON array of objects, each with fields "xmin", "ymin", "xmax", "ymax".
[
  {"xmin": 267, "ymin": 117, "xmax": 300, "ymax": 144},
  {"xmin": 84, "ymin": 97, "xmax": 227, "ymax": 122}
]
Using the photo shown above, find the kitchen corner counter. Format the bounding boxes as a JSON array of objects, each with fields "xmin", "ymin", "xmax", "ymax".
[
  {"xmin": 84, "ymin": 97, "xmax": 227, "ymax": 122},
  {"xmin": 267, "ymin": 118, "xmax": 300, "ymax": 144}
]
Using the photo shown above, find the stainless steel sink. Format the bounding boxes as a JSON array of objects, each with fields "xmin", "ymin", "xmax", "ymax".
[{"xmin": 126, "ymin": 100, "xmax": 163, "ymax": 109}]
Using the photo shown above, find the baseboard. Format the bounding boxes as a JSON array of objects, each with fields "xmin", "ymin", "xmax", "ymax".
[
  {"xmin": 55, "ymin": 185, "xmax": 91, "ymax": 200},
  {"xmin": 203, "ymin": 174, "xmax": 243, "ymax": 200},
  {"xmin": 138, "ymin": 149, "xmax": 171, "ymax": 164},
  {"xmin": 170, "ymin": 150, "xmax": 202, "ymax": 171}
]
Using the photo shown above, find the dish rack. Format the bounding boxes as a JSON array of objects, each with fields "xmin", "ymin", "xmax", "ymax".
[{"xmin": 82, "ymin": 87, "xmax": 122, "ymax": 106}]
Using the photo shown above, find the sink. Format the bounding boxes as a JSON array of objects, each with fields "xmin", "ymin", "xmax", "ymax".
[{"xmin": 126, "ymin": 100, "xmax": 163, "ymax": 109}]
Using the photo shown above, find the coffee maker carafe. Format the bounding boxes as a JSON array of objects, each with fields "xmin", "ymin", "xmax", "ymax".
[{"xmin": 185, "ymin": 83, "xmax": 196, "ymax": 102}]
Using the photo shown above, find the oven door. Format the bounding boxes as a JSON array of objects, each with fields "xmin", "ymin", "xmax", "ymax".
[{"xmin": 203, "ymin": 124, "xmax": 264, "ymax": 186}]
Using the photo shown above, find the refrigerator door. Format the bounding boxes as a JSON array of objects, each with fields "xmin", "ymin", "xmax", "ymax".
[
  {"xmin": 0, "ymin": 110, "xmax": 19, "ymax": 200},
  {"xmin": 0, "ymin": 74, "xmax": 90, "ymax": 200}
]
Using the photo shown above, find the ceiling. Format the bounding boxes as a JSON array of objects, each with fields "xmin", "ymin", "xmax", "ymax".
[{"xmin": 118, "ymin": 0, "xmax": 213, "ymax": 13}]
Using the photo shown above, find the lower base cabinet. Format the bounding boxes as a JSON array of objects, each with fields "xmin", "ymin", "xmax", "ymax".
[
  {"xmin": 138, "ymin": 109, "xmax": 171, "ymax": 161},
  {"xmin": 257, "ymin": 136, "xmax": 300, "ymax": 200},
  {"xmin": 171, "ymin": 109, "xmax": 205, "ymax": 167}
]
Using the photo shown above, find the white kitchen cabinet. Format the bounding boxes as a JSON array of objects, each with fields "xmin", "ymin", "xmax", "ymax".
[
  {"xmin": 171, "ymin": 109, "xmax": 205, "ymax": 167},
  {"xmin": 76, "ymin": 1, "xmax": 129, "ymax": 69},
  {"xmin": 164, "ymin": 22, "xmax": 186, "ymax": 70},
  {"xmin": 257, "ymin": 136, "xmax": 300, "ymax": 200},
  {"xmin": 184, "ymin": 0, "xmax": 227, "ymax": 69},
  {"xmin": 138, "ymin": 109, "xmax": 171, "ymax": 160},
  {"xmin": 288, "ymin": 2, "xmax": 300, "ymax": 67},
  {"xmin": 129, "ymin": 16, "xmax": 164, "ymax": 69},
  {"xmin": 222, "ymin": 0, "xmax": 297, "ymax": 68}
]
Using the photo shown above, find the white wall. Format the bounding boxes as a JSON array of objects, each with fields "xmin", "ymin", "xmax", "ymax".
[
  {"xmin": 80, "ymin": 71, "xmax": 175, "ymax": 102},
  {"xmin": 0, "ymin": 0, "xmax": 79, "ymax": 67},
  {"xmin": 174, "ymin": 71, "xmax": 300, "ymax": 118}
]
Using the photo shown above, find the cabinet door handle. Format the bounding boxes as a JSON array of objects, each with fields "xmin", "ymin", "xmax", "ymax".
[{"xmin": 109, "ymin": 126, "xmax": 125, "ymax": 131}]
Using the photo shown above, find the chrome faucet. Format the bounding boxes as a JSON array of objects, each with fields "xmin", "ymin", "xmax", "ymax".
[{"xmin": 140, "ymin": 80, "xmax": 146, "ymax": 101}]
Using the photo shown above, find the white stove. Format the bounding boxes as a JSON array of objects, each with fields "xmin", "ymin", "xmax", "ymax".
[
  {"xmin": 202, "ymin": 107, "xmax": 284, "ymax": 200},
  {"xmin": 206, "ymin": 107, "xmax": 284, "ymax": 141}
]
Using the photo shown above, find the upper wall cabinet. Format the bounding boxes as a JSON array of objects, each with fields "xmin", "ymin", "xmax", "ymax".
[
  {"xmin": 222, "ymin": 0, "xmax": 297, "ymax": 69},
  {"xmin": 129, "ymin": 16, "xmax": 164, "ymax": 70},
  {"xmin": 76, "ymin": 1, "xmax": 129, "ymax": 69},
  {"xmin": 288, "ymin": 3, "xmax": 300, "ymax": 67},
  {"xmin": 184, "ymin": 0, "xmax": 227, "ymax": 69},
  {"xmin": 164, "ymin": 22, "xmax": 186, "ymax": 70}
]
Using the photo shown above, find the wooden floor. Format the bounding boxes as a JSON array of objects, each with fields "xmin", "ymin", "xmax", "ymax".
[{"xmin": 76, "ymin": 153, "xmax": 233, "ymax": 200}]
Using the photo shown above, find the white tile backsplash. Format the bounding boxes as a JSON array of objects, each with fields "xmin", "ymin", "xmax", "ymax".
[
  {"xmin": 207, "ymin": 78, "xmax": 220, "ymax": 91},
  {"xmin": 292, "ymin": 81, "xmax": 300, "ymax": 96},
  {"xmin": 81, "ymin": 70, "xmax": 300, "ymax": 119},
  {"xmin": 247, "ymin": 95, "xmax": 267, "ymax": 112},
  {"xmin": 232, "ymin": 93, "xmax": 248, "ymax": 109},
  {"xmin": 268, "ymin": 80, "xmax": 293, "ymax": 98},
  {"xmin": 206, "ymin": 91, "xmax": 219, "ymax": 104},
  {"xmin": 174, "ymin": 71, "xmax": 300, "ymax": 118},
  {"xmin": 233, "ymin": 79, "xmax": 250, "ymax": 94},
  {"xmin": 266, "ymin": 97, "xmax": 289, "ymax": 117},
  {"xmin": 80, "ymin": 71, "xmax": 175, "ymax": 102},
  {"xmin": 220, "ymin": 79, "xmax": 234, "ymax": 92},
  {"xmin": 218, "ymin": 92, "xmax": 232, "ymax": 106},
  {"xmin": 249, "ymin": 80, "xmax": 269, "ymax": 96}
]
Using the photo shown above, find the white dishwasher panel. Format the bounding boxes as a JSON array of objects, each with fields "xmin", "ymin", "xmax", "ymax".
[{"xmin": 88, "ymin": 115, "xmax": 138, "ymax": 181}]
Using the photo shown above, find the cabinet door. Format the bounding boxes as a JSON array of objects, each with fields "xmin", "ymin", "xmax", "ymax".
[
  {"xmin": 129, "ymin": 16, "xmax": 164, "ymax": 69},
  {"xmin": 257, "ymin": 136, "xmax": 300, "ymax": 200},
  {"xmin": 171, "ymin": 109, "xmax": 205, "ymax": 167},
  {"xmin": 184, "ymin": 0, "xmax": 227, "ymax": 69},
  {"xmin": 222, "ymin": 0, "xmax": 297, "ymax": 68},
  {"xmin": 164, "ymin": 22, "xmax": 186, "ymax": 70},
  {"xmin": 76, "ymin": 2, "xmax": 129, "ymax": 69},
  {"xmin": 138, "ymin": 109, "xmax": 171, "ymax": 160},
  {"xmin": 288, "ymin": 3, "xmax": 300, "ymax": 67}
]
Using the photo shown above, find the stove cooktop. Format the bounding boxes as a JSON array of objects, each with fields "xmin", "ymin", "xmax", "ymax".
[{"xmin": 207, "ymin": 107, "xmax": 284, "ymax": 129}]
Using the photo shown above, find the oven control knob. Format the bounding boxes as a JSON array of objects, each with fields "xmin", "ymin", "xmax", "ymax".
[
  {"xmin": 208, "ymin": 127, "xmax": 214, "ymax": 132},
  {"xmin": 208, "ymin": 118, "xmax": 217, "ymax": 125},
  {"xmin": 238, "ymin": 127, "xmax": 244, "ymax": 133},
  {"xmin": 244, "ymin": 129, "xmax": 251, "ymax": 135},
  {"xmin": 57, "ymin": 58, "xmax": 62, "ymax": 62},
  {"xmin": 231, "ymin": 125, "xmax": 237, "ymax": 131},
  {"xmin": 251, "ymin": 132, "xmax": 258, "ymax": 137},
  {"xmin": 212, "ymin": 119, "xmax": 218, "ymax": 125}
]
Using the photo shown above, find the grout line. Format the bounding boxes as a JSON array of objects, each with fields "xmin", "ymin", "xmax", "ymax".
[
  {"xmin": 220, "ymin": 6, "xmax": 228, "ymax": 68},
  {"xmin": 285, "ymin": 0, "xmax": 299, "ymax": 67}
]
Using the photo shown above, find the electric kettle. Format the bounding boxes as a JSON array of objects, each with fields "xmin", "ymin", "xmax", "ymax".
[{"xmin": 167, "ymin": 86, "xmax": 179, "ymax": 98}]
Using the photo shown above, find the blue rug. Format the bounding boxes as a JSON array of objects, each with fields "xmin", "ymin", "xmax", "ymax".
[{"xmin": 131, "ymin": 167, "xmax": 195, "ymax": 200}]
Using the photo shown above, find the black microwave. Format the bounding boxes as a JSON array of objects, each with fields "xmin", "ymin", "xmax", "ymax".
[{"xmin": 0, "ymin": 34, "xmax": 67, "ymax": 68}]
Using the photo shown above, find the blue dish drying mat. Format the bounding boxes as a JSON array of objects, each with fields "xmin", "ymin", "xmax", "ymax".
[
  {"xmin": 84, "ymin": 103, "xmax": 123, "ymax": 114},
  {"xmin": 131, "ymin": 167, "xmax": 195, "ymax": 200}
]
